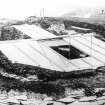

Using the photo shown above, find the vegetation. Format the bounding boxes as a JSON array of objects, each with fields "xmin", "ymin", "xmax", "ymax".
[
  {"xmin": 63, "ymin": 20, "xmax": 105, "ymax": 38},
  {"xmin": 0, "ymin": 50, "xmax": 96, "ymax": 81},
  {"xmin": 0, "ymin": 73, "xmax": 65, "ymax": 98},
  {"xmin": 0, "ymin": 26, "xmax": 31, "ymax": 40}
]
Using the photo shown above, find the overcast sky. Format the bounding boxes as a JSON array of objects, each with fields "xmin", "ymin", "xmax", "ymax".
[{"xmin": 0, "ymin": 0, "xmax": 105, "ymax": 20}]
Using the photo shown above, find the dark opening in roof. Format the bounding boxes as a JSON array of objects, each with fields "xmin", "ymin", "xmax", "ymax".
[{"xmin": 51, "ymin": 45, "xmax": 89, "ymax": 59}]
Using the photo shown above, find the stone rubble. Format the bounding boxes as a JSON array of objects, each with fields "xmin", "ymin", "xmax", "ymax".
[
  {"xmin": 0, "ymin": 88, "xmax": 104, "ymax": 105},
  {"xmin": 0, "ymin": 71, "xmax": 105, "ymax": 105}
]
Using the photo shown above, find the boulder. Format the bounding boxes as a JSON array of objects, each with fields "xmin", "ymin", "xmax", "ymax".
[
  {"xmin": 79, "ymin": 96, "xmax": 96, "ymax": 102},
  {"xmin": 68, "ymin": 101, "xmax": 91, "ymax": 105},
  {"xmin": 44, "ymin": 97, "xmax": 53, "ymax": 101},
  {"xmin": 96, "ymin": 96, "xmax": 105, "ymax": 101},
  {"xmin": 21, "ymin": 100, "xmax": 41, "ymax": 105},
  {"xmin": 58, "ymin": 96, "xmax": 75, "ymax": 103},
  {"xmin": 53, "ymin": 102, "xmax": 65, "ymax": 105},
  {"xmin": 93, "ymin": 100, "xmax": 105, "ymax": 105}
]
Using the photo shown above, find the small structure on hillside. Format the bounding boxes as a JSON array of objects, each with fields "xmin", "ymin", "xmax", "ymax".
[{"xmin": 0, "ymin": 24, "xmax": 103, "ymax": 72}]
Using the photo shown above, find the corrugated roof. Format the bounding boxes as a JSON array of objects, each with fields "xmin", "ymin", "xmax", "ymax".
[
  {"xmin": 1, "ymin": 25, "xmax": 103, "ymax": 72},
  {"xmin": 0, "ymin": 38, "xmax": 103, "ymax": 72},
  {"xmin": 0, "ymin": 40, "xmax": 77, "ymax": 71},
  {"xmin": 13, "ymin": 24, "xmax": 55, "ymax": 40}
]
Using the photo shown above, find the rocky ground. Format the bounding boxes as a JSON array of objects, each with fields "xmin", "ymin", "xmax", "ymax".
[
  {"xmin": 0, "ymin": 68, "xmax": 104, "ymax": 105},
  {"xmin": 0, "ymin": 88, "xmax": 105, "ymax": 105}
]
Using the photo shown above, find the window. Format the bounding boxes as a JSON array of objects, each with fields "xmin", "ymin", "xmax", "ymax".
[{"xmin": 51, "ymin": 45, "xmax": 89, "ymax": 59}]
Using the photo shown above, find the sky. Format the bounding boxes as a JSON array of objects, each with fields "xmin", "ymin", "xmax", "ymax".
[{"xmin": 0, "ymin": 0, "xmax": 105, "ymax": 20}]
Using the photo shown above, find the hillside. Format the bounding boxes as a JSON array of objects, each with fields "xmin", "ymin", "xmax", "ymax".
[{"xmin": 0, "ymin": 16, "xmax": 105, "ymax": 104}]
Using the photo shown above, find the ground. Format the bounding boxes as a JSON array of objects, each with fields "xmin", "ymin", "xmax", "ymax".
[{"xmin": 0, "ymin": 16, "xmax": 105, "ymax": 104}]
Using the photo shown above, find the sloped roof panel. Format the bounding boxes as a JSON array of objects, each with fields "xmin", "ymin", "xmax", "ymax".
[
  {"xmin": 8, "ymin": 25, "xmax": 104, "ymax": 71},
  {"xmin": 13, "ymin": 24, "xmax": 55, "ymax": 40}
]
